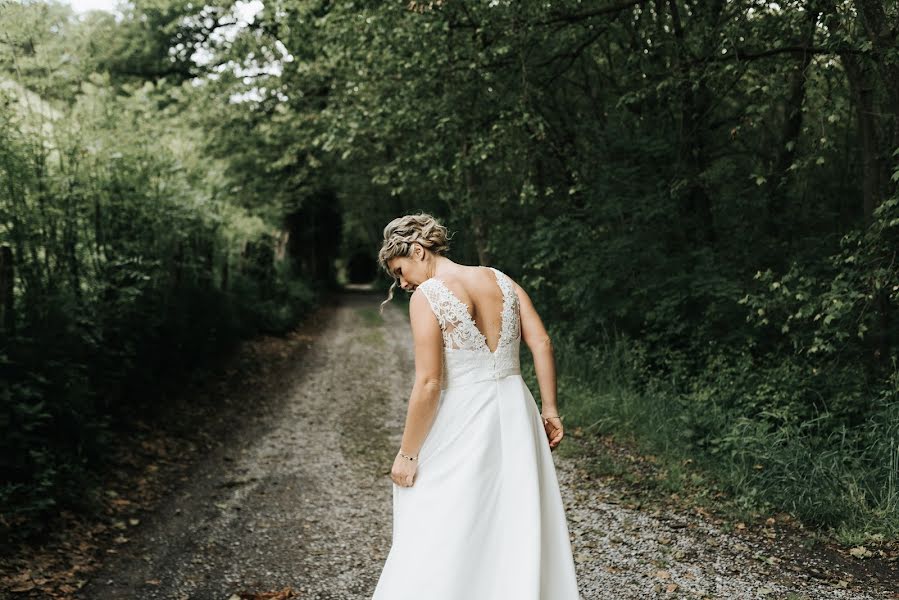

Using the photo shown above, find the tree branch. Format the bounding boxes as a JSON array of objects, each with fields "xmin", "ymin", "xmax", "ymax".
[
  {"xmin": 537, "ymin": 0, "xmax": 646, "ymax": 26},
  {"xmin": 701, "ymin": 44, "xmax": 864, "ymax": 63}
]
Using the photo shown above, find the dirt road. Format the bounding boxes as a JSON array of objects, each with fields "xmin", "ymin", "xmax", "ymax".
[{"xmin": 77, "ymin": 290, "xmax": 894, "ymax": 600}]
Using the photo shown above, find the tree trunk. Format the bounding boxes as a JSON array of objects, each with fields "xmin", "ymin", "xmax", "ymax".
[
  {"xmin": 855, "ymin": 0, "xmax": 899, "ymax": 192},
  {"xmin": 0, "ymin": 246, "xmax": 15, "ymax": 336},
  {"xmin": 221, "ymin": 254, "xmax": 230, "ymax": 291},
  {"xmin": 841, "ymin": 54, "xmax": 882, "ymax": 220},
  {"xmin": 470, "ymin": 211, "xmax": 491, "ymax": 266},
  {"xmin": 668, "ymin": 0, "xmax": 717, "ymax": 245},
  {"xmin": 462, "ymin": 161, "xmax": 491, "ymax": 266},
  {"xmin": 823, "ymin": 0, "xmax": 894, "ymax": 220},
  {"xmin": 765, "ymin": 5, "xmax": 819, "ymax": 236}
]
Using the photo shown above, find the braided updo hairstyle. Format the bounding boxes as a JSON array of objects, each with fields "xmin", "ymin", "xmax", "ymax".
[{"xmin": 378, "ymin": 212, "xmax": 452, "ymax": 314}]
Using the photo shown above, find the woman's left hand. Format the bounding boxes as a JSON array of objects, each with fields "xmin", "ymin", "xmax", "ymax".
[{"xmin": 391, "ymin": 451, "xmax": 418, "ymax": 487}]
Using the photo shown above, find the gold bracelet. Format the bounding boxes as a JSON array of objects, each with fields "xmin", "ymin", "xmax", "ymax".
[{"xmin": 398, "ymin": 450, "xmax": 418, "ymax": 461}]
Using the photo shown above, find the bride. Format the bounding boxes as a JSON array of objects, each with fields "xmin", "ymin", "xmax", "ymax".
[{"xmin": 372, "ymin": 212, "xmax": 582, "ymax": 600}]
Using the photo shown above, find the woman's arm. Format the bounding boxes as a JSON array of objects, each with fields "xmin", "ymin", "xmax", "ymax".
[
  {"xmin": 512, "ymin": 280, "xmax": 564, "ymax": 449},
  {"xmin": 392, "ymin": 288, "xmax": 443, "ymax": 486}
]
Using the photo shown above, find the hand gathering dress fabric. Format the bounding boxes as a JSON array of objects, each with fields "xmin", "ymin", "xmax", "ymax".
[{"xmin": 371, "ymin": 267, "xmax": 582, "ymax": 600}]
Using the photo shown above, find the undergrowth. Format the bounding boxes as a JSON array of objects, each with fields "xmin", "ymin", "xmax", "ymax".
[{"xmin": 540, "ymin": 331, "xmax": 899, "ymax": 545}]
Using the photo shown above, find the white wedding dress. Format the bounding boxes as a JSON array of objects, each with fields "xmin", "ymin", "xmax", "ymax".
[{"xmin": 372, "ymin": 266, "xmax": 582, "ymax": 600}]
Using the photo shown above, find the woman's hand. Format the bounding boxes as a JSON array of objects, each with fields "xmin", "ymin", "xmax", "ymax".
[
  {"xmin": 391, "ymin": 451, "xmax": 418, "ymax": 487},
  {"xmin": 542, "ymin": 416, "xmax": 564, "ymax": 451}
]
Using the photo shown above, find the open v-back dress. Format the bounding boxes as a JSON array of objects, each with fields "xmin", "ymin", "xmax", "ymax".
[{"xmin": 371, "ymin": 266, "xmax": 582, "ymax": 600}]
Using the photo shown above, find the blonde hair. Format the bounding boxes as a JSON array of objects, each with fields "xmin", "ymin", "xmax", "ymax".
[{"xmin": 378, "ymin": 212, "xmax": 452, "ymax": 314}]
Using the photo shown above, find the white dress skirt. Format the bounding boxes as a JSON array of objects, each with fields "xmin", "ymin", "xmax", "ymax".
[{"xmin": 371, "ymin": 267, "xmax": 582, "ymax": 600}]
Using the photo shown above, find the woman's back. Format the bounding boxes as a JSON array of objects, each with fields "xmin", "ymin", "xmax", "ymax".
[{"xmin": 419, "ymin": 265, "xmax": 507, "ymax": 353}]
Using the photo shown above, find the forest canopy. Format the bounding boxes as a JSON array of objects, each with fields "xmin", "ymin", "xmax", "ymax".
[{"xmin": 1, "ymin": 0, "xmax": 897, "ymax": 542}]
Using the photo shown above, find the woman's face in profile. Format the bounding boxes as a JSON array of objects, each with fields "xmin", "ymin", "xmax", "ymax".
[{"xmin": 387, "ymin": 244, "xmax": 427, "ymax": 292}]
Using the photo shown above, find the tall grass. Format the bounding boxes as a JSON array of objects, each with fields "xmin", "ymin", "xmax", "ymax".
[{"xmin": 552, "ymin": 330, "xmax": 899, "ymax": 542}]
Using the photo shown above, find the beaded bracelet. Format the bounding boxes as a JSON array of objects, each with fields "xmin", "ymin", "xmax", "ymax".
[{"xmin": 398, "ymin": 450, "xmax": 418, "ymax": 461}]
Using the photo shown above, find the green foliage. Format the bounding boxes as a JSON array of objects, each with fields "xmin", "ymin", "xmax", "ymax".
[
  {"xmin": 275, "ymin": 0, "xmax": 898, "ymax": 538},
  {"xmin": 0, "ymin": 1, "xmax": 321, "ymax": 539},
  {"xmin": 3, "ymin": 0, "xmax": 899, "ymax": 543},
  {"xmin": 742, "ymin": 197, "xmax": 899, "ymax": 362},
  {"xmin": 556, "ymin": 334, "xmax": 899, "ymax": 538}
]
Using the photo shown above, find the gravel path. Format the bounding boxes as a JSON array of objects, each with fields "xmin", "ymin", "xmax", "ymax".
[
  {"xmin": 557, "ymin": 456, "xmax": 890, "ymax": 599},
  {"xmin": 77, "ymin": 290, "xmax": 892, "ymax": 600}
]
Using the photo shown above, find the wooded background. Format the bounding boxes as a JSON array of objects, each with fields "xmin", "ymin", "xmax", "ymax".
[{"xmin": 1, "ymin": 0, "xmax": 897, "ymax": 545}]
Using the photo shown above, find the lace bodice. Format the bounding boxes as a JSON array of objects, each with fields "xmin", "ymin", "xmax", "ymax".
[{"xmin": 416, "ymin": 267, "xmax": 522, "ymax": 389}]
